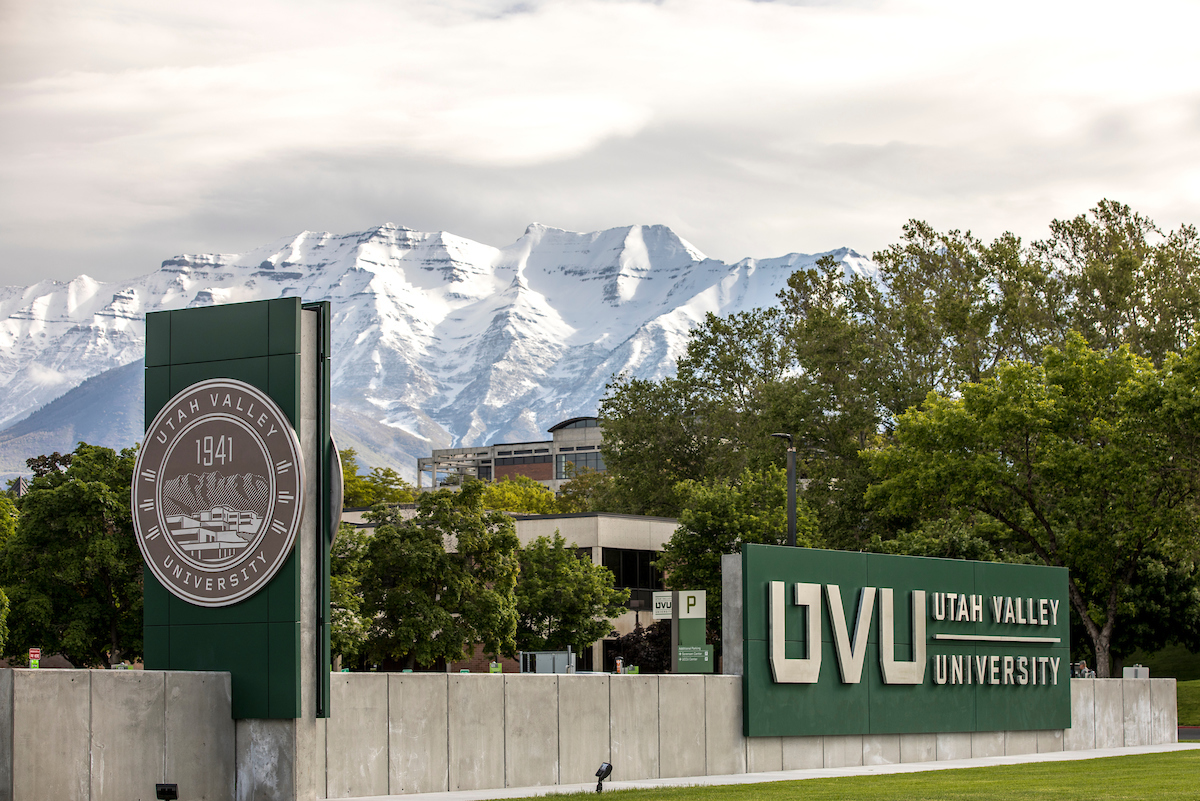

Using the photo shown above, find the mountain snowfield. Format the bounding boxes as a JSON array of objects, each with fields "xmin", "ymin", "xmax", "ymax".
[{"xmin": 0, "ymin": 223, "xmax": 874, "ymax": 479}]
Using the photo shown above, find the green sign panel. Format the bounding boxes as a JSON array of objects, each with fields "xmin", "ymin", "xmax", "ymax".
[
  {"xmin": 141, "ymin": 298, "xmax": 334, "ymax": 720},
  {"xmin": 741, "ymin": 544, "xmax": 1070, "ymax": 736}
]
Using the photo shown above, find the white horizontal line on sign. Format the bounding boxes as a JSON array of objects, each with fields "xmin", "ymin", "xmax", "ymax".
[{"xmin": 934, "ymin": 634, "xmax": 1062, "ymax": 644}]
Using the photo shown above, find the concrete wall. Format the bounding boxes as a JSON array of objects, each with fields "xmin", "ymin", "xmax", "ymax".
[
  {"xmin": 0, "ymin": 670, "xmax": 1178, "ymax": 801},
  {"xmin": 0, "ymin": 669, "xmax": 234, "ymax": 801},
  {"xmin": 320, "ymin": 673, "xmax": 1178, "ymax": 796},
  {"xmin": 1064, "ymin": 678, "xmax": 1179, "ymax": 752}
]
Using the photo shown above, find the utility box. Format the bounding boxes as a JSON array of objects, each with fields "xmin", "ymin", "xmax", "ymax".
[{"xmin": 1123, "ymin": 664, "xmax": 1150, "ymax": 679}]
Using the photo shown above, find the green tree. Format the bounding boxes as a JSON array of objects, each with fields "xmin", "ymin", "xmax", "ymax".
[
  {"xmin": 480, "ymin": 475, "xmax": 560, "ymax": 514},
  {"xmin": 598, "ymin": 375, "xmax": 740, "ymax": 517},
  {"xmin": 329, "ymin": 522, "xmax": 370, "ymax": 668},
  {"xmin": 340, "ymin": 448, "xmax": 415, "ymax": 508},
  {"xmin": 360, "ymin": 482, "xmax": 520, "ymax": 667},
  {"xmin": 1035, "ymin": 199, "xmax": 1200, "ymax": 364},
  {"xmin": 515, "ymin": 533, "xmax": 629, "ymax": 653},
  {"xmin": 555, "ymin": 465, "xmax": 616, "ymax": 513},
  {"xmin": 0, "ymin": 496, "xmax": 16, "ymax": 547},
  {"xmin": 1, "ymin": 443, "xmax": 143, "ymax": 666},
  {"xmin": 656, "ymin": 466, "xmax": 818, "ymax": 643},
  {"xmin": 868, "ymin": 335, "xmax": 1200, "ymax": 676},
  {"xmin": 0, "ymin": 588, "xmax": 9, "ymax": 657}
]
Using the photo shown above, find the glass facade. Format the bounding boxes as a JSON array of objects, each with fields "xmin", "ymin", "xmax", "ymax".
[
  {"xmin": 556, "ymin": 450, "xmax": 605, "ymax": 479},
  {"xmin": 601, "ymin": 547, "xmax": 664, "ymax": 608}
]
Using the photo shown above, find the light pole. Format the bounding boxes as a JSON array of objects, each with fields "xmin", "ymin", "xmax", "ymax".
[{"xmin": 771, "ymin": 433, "xmax": 796, "ymax": 547}]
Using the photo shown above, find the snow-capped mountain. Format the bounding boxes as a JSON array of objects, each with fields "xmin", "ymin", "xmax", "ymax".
[{"xmin": 0, "ymin": 223, "xmax": 874, "ymax": 479}]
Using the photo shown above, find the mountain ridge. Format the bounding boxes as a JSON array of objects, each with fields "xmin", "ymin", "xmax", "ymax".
[{"xmin": 0, "ymin": 223, "xmax": 874, "ymax": 479}]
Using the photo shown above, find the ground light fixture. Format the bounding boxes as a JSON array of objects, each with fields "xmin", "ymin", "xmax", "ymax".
[
  {"xmin": 595, "ymin": 762, "xmax": 613, "ymax": 792},
  {"xmin": 155, "ymin": 784, "xmax": 179, "ymax": 800}
]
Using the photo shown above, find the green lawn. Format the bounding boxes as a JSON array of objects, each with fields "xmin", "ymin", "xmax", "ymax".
[
  {"xmin": 1178, "ymin": 680, "xmax": 1200, "ymax": 727},
  {"xmin": 519, "ymin": 752, "xmax": 1200, "ymax": 801}
]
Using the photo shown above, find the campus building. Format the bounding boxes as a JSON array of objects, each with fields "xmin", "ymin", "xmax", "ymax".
[{"xmin": 415, "ymin": 416, "xmax": 605, "ymax": 492}]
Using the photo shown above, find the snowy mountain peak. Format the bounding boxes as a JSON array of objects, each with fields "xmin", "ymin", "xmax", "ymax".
[{"xmin": 0, "ymin": 223, "xmax": 873, "ymax": 478}]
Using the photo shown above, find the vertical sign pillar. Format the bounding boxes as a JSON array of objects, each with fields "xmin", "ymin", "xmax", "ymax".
[{"xmin": 137, "ymin": 298, "xmax": 333, "ymax": 801}]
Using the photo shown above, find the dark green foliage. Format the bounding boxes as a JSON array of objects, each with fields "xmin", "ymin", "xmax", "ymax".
[
  {"xmin": 515, "ymin": 533, "xmax": 629, "ymax": 653},
  {"xmin": 868, "ymin": 335, "xmax": 1200, "ymax": 675},
  {"xmin": 329, "ymin": 522, "xmax": 370, "ymax": 667},
  {"xmin": 656, "ymin": 467, "xmax": 817, "ymax": 644},
  {"xmin": 359, "ymin": 482, "xmax": 520, "ymax": 667},
  {"xmin": 1, "ymin": 443, "xmax": 143, "ymax": 666},
  {"xmin": 612, "ymin": 619, "xmax": 671, "ymax": 673}
]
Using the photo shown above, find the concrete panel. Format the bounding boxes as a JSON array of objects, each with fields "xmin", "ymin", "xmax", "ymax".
[
  {"xmin": 166, "ymin": 671, "xmax": 235, "ymax": 801},
  {"xmin": 91, "ymin": 671, "xmax": 166, "ymax": 801},
  {"xmin": 1003, "ymin": 730, "xmax": 1038, "ymax": 756},
  {"xmin": 704, "ymin": 676, "xmax": 745, "ymax": 777},
  {"xmin": 971, "ymin": 731, "xmax": 1004, "ymax": 758},
  {"xmin": 1036, "ymin": 729, "xmax": 1064, "ymax": 753},
  {"xmin": 899, "ymin": 733, "xmax": 936, "ymax": 764},
  {"xmin": 1064, "ymin": 679, "xmax": 1095, "ymax": 751},
  {"xmin": 746, "ymin": 737, "xmax": 781, "ymax": 773},
  {"xmin": 326, "ymin": 673, "xmax": 388, "ymax": 798},
  {"xmin": 1121, "ymin": 678, "xmax": 1151, "ymax": 747},
  {"xmin": 610, "ymin": 675, "xmax": 659, "ymax": 781},
  {"xmin": 822, "ymin": 735, "xmax": 862, "ymax": 768},
  {"xmin": 389, "ymin": 674, "xmax": 449, "ymax": 795},
  {"xmin": 235, "ymin": 719, "xmax": 295, "ymax": 801},
  {"xmin": 0, "ymin": 670, "xmax": 12, "ymax": 801},
  {"xmin": 781, "ymin": 736, "xmax": 823, "ymax": 770},
  {"xmin": 447, "ymin": 675, "xmax": 504, "ymax": 791},
  {"xmin": 505, "ymin": 675, "xmax": 559, "ymax": 788},
  {"xmin": 658, "ymin": 676, "xmax": 706, "ymax": 779},
  {"xmin": 935, "ymin": 732, "xmax": 972, "ymax": 761},
  {"xmin": 721, "ymin": 553, "xmax": 743, "ymax": 676},
  {"xmin": 1093, "ymin": 679, "xmax": 1124, "ymax": 749},
  {"xmin": 1150, "ymin": 679, "xmax": 1178, "ymax": 744},
  {"xmin": 558, "ymin": 675, "xmax": 609, "ymax": 786},
  {"xmin": 862, "ymin": 734, "xmax": 900, "ymax": 765},
  {"xmin": 13, "ymin": 670, "xmax": 90, "ymax": 801}
]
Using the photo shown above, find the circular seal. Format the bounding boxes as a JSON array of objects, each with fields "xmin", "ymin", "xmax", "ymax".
[{"xmin": 132, "ymin": 379, "xmax": 306, "ymax": 607}]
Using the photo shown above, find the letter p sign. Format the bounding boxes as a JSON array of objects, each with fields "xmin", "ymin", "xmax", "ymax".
[{"xmin": 679, "ymin": 590, "xmax": 706, "ymax": 619}]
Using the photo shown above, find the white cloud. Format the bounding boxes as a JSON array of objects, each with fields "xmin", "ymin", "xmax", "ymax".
[{"xmin": 1, "ymin": 0, "xmax": 1199, "ymax": 282}]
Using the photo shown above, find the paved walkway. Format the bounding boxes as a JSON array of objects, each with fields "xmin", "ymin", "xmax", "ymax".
[{"xmin": 354, "ymin": 742, "xmax": 1200, "ymax": 801}]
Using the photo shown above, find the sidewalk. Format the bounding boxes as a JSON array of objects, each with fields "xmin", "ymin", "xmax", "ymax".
[{"xmin": 354, "ymin": 742, "xmax": 1200, "ymax": 801}]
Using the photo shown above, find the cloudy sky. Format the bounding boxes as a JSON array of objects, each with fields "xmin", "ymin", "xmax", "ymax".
[{"xmin": 2, "ymin": 0, "xmax": 1199, "ymax": 286}]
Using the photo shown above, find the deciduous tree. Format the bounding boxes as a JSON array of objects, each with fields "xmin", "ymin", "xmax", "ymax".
[
  {"xmin": 360, "ymin": 482, "xmax": 520, "ymax": 667},
  {"xmin": 1, "ymin": 444, "xmax": 143, "ymax": 666},
  {"xmin": 515, "ymin": 533, "xmax": 628, "ymax": 653},
  {"xmin": 868, "ymin": 335, "xmax": 1200, "ymax": 675}
]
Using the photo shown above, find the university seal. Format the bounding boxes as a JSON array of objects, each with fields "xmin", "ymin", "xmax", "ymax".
[{"xmin": 132, "ymin": 378, "xmax": 305, "ymax": 607}]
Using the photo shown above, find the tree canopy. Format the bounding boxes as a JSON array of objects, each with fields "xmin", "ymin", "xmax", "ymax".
[
  {"xmin": 480, "ymin": 475, "xmax": 561, "ymax": 514},
  {"xmin": 340, "ymin": 448, "xmax": 415, "ymax": 508},
  {"xmin": 1, "ymin": 443, "xmax": 143, "ymax": 666},
  {"xmin": 595, "ymin": 200, "xmax": 1200, "ymax": 672},
  {"xmin": 358, "ymin": 482, "xmax": 521, "ymax": 668},
  {"xmin": 868, "ymin": 334, "xmax": 1200, "ymax": 676},
  {"xmin": 515, "ymin": 532, "xmax": 629, "ymax": 653}
]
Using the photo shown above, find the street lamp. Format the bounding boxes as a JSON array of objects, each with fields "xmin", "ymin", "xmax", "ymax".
[{"xmin": 770, "ymin": 433, "xmax": 797, "ymax": 547}]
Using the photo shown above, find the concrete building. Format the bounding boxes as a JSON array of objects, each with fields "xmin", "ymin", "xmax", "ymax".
[
  {"xmin": 339, "ymin": 508, "xmax": 677, "ymax": 672},
  {"xmin": 416, "ymin": 417, "xmax": 604, "ymax": 492}
]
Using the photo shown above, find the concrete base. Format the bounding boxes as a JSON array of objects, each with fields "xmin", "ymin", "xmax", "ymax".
[{"xmin": 0, "ymin": 672, "xmax": 1179, "ymax": 800}]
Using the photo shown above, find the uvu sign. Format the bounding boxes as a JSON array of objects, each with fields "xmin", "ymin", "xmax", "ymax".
[
  {"xmin": 741, "ymin": 544, "xmax": 1070, "ymax": 737},
  {"xmin": 133, "ymin": 379, "xmax": 305, "ymax": 607}
]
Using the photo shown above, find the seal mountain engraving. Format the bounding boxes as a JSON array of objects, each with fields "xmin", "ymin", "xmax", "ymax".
[{"xmin": 133, "ymin": 378, "xmax": 305, "ymax": 607}]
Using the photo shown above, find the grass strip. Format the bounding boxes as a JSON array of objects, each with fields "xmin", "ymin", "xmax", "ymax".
[
  {"xmin": 512, "ymin": 751, "xmax": 1200, "ymax": 801},
  {"xmin": 1177, "ymin": 679, "xmax": 1200, "ymax": 726}
]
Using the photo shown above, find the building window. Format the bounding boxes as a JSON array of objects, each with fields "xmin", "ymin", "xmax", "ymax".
[
  {"xmin": 556, "ymin": 451, "xmax": 605, "ymax": 479},
  {"xmin": 560, "ymin": 419, "xmax": 599, "ymax": 430},
  {"xmin": 496, "ymin": 455, "xmax": 552, "ymax": 466}
]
